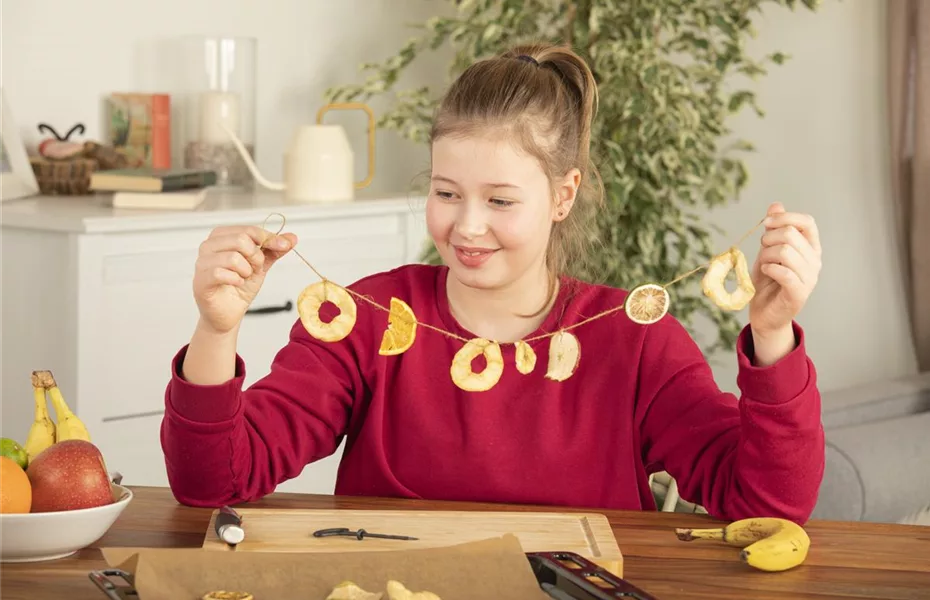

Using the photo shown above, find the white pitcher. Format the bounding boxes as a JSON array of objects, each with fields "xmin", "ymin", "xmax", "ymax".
[{"xmin": 223, "ymin": 102, "xmax": 376, "ymax": 203}]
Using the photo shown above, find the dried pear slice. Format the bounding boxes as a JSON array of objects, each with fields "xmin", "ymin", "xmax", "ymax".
[
  {"xmin": 514, "ymin": 340, "xmax": 537, "ymax": 375},
  {"xmin": 625, "ymin": 283, "xmax": 670, "ymax": 325},
  {"xmin": 386, "ymin": 580, "xmax": 442, "ymax": 600},
  {"xmin": 701, "ymin": 247, "xmax": 755, "ymax": 311},
  {"xmin": 450, "ymin": 338, "xmax": 504, "ymax": 392},
  {"xmin": 379, "ymin": 297, "xmax": 417, "ymax": 356},
  {"xmin": 545, "ymin": 330, "xmax": 581, "ymax": 382},
  {"xmin": 326, "ymin": 581, "xmax": 384, "ymax": 600},
  {"xmin": 297, "ymin": 280, "xmax": 357, "ymax": 342}
]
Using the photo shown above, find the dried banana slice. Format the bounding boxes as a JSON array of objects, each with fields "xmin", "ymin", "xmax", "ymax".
[
  {"xmin": 545, "ymin": 330, "xmax": 581, "ymax": 382},
  {"xmin": 386, "ymin": 580, "xmax": 442, "ymax": 600},
  {"xmin": 450, "ymin": 338, "xmax": 504, "ymax": 392},
  {"xmin": 297, "ymin": 280, "xmax": 357, "ymax": 342},
  {"xmin": 201, "ymin": 592, "xmax": 254, "ymax": 600},
  {"xmin": 701, "ymin": 247, "xmax": 755, "ymax": 311},
  {"xmin": 625, "ymin": 283, "xmax": 670, "ymax": 325},
  {"xmin": 379, "ymin": 297, "xmax": 417, "ymax": 356},
  {"xmin": 514, "ymin": 340, "xmax": 537, "ymax": 375}
]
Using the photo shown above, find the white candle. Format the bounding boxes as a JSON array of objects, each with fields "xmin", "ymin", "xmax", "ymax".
[{"xmin": 199, "ymin": 91, "xmax": 240, "ymax": 144}]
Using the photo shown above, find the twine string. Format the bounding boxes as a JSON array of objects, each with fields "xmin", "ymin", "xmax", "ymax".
[{"xmin": 257, "ymin": 212, "xmax": 766, "ymax": 346}]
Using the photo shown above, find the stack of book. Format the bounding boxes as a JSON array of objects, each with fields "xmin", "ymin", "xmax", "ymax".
[{"xmin": 89, "ymin": 167, "xmax": 218, "ymax": 209}]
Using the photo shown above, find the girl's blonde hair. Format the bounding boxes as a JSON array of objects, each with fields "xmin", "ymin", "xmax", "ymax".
[{"xmin": 429, "ymin": 43, "xmax": 604, "ymax": 314}]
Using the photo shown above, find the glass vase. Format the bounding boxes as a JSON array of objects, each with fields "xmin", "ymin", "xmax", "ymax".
[{"xmin": 176, "ymin": 35, "xmax": 257, "ymax": 188}]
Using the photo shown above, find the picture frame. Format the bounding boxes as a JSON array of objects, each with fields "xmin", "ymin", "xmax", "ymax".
[{"xmin": 0, "ymin": 87, "xmax": 40, "ymax": 202}]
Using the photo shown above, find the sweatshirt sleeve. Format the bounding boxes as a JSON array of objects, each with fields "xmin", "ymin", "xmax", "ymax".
[
  {"xmin": 159, "ymin": 317, "xmax": 368, "ymax": 508},
  {"xmin": 635, "ymin": 318, "xmax": 825, "ymax": 524}
]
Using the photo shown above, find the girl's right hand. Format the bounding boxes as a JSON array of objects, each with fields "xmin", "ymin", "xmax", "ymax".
[{"xmin": 192, "ymin": 225, "xmax": 298, "ymax": 335}]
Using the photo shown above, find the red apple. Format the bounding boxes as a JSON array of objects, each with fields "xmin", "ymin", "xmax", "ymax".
[{"xmin": 26, "ymin": 440, "xmax": 112, "ymax": 512}]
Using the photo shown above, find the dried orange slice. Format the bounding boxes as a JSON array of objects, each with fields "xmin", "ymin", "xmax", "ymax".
[
  {"xmin": 450, "ymin": 338, "xmax": 504, "ymax": 392},
  {"xmin": 701, "ymin": 247, "xmax": 755, "ymax": 311},
  {"xmin": 514, "ymin": 340, "xmax": 537, "ymax": 375},
  {"xmin": 297, "ymin": 280, "xmax": 357, "ymax": 342},
  {"xmin": 379, "ymin": 297, "xmax": 417, "ymax": 356},
  {"xmin": 625, "ymin": 283, "xmax": 670, "ymax": 325},
  {"xmin": 545, "ymin": 331, "xmax": 581, "ymax": 381}
]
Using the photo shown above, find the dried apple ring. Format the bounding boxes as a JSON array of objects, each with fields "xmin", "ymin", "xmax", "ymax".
[
  {"xmin": 545, "ymin": 330, "xmax": 581, "ymax": 382},
  {"xmin": 701, "ymin": 247, "xmax": 755, "ymax": 311},
  {"xmin": 297, "ymin": 280, "xmax": 357, "ymax": 342},
  {"xmin": 514, "ymin": 340, "xmax": 537, "ymax": 375},
  {"xmin": 450, "ymin": 338, "xmax": 504, "ymax": 392}
]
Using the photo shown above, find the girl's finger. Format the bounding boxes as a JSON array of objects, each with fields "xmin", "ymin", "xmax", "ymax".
[
  {"xmin": 763, "ymin": 212, "xmax": 821, "ymax": 254},
  {"xmin": 758, "ymin": 244, "xmax": 812, "ymax": 285},
  {"xmin": 200, "ymin": 233, "xmax": 266, "ymax": 271},
  {"xmin": 761, "ymin": 263, "xmax": 806, "ymax": 298},
  {"xmin": 761, "ymin": 226, "xmax": 819, "ymax": 267},
  {"xmin": 202, "ymin": 251, "xmax": 254, "ymax": 280},
  {"xmin": 205, "ymin": 267, "xmax": 245, "ymax": 288}
]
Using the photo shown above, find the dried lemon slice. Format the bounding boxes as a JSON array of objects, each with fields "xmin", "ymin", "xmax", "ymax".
[
  {"xmin": 297, "ymin": 280, "xmax": 357, "ymax": 342},
  {"xmin": 514, "ymin": 340, "xmax": 537, "ymax": 375},
  {"xmin": 379, "ymin": 297, "xmax": 417, "ymax": 356},
  {"xmin": 702, "ymin": 247, "xmax": 755, "ymax": 311},
  {"xmin": 450, "ymin": 338, "xmax": 504, "ymax": 392},
  {"xmin": 625, "ymin": 283, "xmax": 670, "ymax": 325},
  {"xmin": 545, "ymin": 330, "xmax": 581, "ymax": 381}
]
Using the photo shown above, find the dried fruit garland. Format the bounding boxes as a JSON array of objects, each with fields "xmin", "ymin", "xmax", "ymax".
[{"xmin": 263, "ymin": 214, "xmax": 764, "ymax": 393}]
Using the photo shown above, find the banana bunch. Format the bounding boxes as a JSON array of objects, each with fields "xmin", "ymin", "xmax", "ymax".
[
  {"xmin": 24, "ymin": 378, "xmax": 56, "ymax": 461},
  {"xmin": 25, "ymin": 370, "xmax": 91, "ymax": 460},
  {"xmin": 675, "ymin": 517, "xmax": 811, "ymax": 572}
]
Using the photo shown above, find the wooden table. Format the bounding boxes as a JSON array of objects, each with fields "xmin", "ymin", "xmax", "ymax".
[{"xmin": 2, "ymin": 486, "xmax": 929, "ymax": 599}]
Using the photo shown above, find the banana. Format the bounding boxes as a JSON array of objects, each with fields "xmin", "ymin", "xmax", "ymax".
[
  {"xmin": 675, "ymin": 517, "xmax": 811, "ymax": 572},
  {"xmin": 24, "ymin": 380, "xmax": 56, "ymax": 461},
  {"xmin": 32, "ymin": 370, "xmax": 91, "ymax": 442}
]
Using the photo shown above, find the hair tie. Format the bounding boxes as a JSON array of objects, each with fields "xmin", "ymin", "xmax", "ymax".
[{"xmin": 516, "ymin": 55, "xmax": 539, "ymax": 66}]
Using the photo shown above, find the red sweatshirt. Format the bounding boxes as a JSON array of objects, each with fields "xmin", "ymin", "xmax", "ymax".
[{"xmin": 160, "ymin": 264, "xmax": 824, "ymax": 523}]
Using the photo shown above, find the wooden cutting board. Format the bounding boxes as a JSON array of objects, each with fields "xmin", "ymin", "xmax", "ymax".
[{"xmin": 202, "ymin": 508, "xmax": 623, "ymax": 576}]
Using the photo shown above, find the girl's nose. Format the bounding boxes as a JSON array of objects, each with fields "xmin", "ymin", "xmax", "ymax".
[{"xmin": 454, "ymin": 201, "xmax": 488, "ymax": 240}]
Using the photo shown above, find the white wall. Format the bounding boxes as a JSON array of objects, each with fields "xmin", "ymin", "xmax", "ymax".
[
  {"xmin": 2, "ymin": 0, "xmax": 918, "ymax": 396},
  {"xmin": 1, "ymin": 0, "xmax": 452, "ymax": 197},
  {"xmin": 699, "ymin": 0, "xmax": 918, "ymax": 394}
]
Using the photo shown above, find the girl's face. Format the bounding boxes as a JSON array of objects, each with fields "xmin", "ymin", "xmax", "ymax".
[{"xmin": 426, "ymin": 134, "xmax": 576, "ymax": 292}]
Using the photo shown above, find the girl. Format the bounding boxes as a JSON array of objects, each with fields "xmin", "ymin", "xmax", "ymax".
[{"xmin": 161, "ymin": 43, "xmax": 825, "ymax": 523}]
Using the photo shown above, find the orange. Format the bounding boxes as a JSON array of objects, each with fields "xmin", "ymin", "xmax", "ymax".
[
  {"xmin": 378, "ymin": 297, "xmax": 418, "ymax": 356},
  {"xmin": 0, "ymin": 455, "xmax": 32, "ymax": 513}
]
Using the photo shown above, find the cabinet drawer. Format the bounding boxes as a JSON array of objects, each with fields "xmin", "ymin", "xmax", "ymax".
[
  {"xmin": 95, "ymin": 413, "xmax": 170, "ymax": 488},
  {"xmin": 92, "ymin": 225, "xmax": 410, "ymax": 419}
]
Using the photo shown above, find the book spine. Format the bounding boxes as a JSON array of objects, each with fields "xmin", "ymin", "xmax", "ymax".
[
  {"xmin": 161, "ymin": 171, "xmax": 218, "ymax": 191},
  {"xmin": 151, "ymin": 94, "xmax": 171, "ymax": 169}
]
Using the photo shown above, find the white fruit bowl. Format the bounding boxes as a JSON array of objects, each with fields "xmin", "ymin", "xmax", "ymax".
[{"xmin": 0, "ymin": 483, "xmax": 132, "ymax": 562}]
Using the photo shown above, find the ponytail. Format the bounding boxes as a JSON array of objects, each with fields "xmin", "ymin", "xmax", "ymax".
[{"xmin": 430, "ymin": 43, "xmax": 605, "ymax": 314}]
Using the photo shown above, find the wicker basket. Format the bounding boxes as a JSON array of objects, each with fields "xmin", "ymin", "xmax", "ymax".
[
  {"xmin": 28, "ymin": 141, "xmax": 129, "ymax": 196},
  {"xmin": 30, "ymin": 156, "xmax": 99, "ymax": 195}
]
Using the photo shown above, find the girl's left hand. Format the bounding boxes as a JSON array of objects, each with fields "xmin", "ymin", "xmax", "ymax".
[{"xmin": 748, "ymin": 202, "xmax": 822, "ymax": 338}]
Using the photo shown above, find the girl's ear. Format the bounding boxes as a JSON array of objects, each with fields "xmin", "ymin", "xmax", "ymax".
[{"xmin": 553, "ymin": 168, "xmax": 581, "ymax": 222}]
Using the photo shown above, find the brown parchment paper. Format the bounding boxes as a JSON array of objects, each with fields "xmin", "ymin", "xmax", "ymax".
[{"xmin": 101, "ymin": 534, "xmax": 551, "ymax": 600}]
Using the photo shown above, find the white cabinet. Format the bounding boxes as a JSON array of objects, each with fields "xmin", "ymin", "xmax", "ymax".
[{"xmin": 0, "ymin": 189, "xmax": 428, "ymax": 495}]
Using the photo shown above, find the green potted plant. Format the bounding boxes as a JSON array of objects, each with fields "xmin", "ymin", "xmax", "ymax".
[{"xmin": 325, "ymin": 0, "xmax": 819, "ymax": 355}]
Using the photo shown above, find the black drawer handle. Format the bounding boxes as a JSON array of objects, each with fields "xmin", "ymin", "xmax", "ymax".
[{"xmin": 245, "ymin": 300, "xmax": 293, "ymax": 315}]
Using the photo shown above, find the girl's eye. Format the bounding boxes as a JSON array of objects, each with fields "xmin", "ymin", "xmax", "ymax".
[
  {"xmin": 435, "ymin": 190, "xmax": 456, "ymax": 200},
  {"xmin": 490, "ymin": 198, "xmax": 515, "ymax": 208}
]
